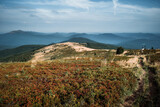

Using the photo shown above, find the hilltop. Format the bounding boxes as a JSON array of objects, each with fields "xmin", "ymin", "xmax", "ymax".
[
  {"xmin": 62, "ymin": 37, "xmax": 117, "ymax": 49},
  {"xmin": 31, "ymin": 42, "xmax": 95, "ymax": 63},
  {"xmin": 62, "ymin": 37, "xmax": 97, "ymax": 43}
]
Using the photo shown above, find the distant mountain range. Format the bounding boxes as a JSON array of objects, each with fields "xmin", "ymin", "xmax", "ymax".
[{"xmin": 0, "ymin": 30, "xmax": 160, "ymax": 50}]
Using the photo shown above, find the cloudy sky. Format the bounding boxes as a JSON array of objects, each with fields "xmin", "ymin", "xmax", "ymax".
[{"xmin": 0, "ymin": 0, "xmax": 160, "ymax": 33}]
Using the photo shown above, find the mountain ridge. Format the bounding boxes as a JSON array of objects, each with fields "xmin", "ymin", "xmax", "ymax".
[
  {"xmin": 0, "ymin": 30, "xmax": 160, "ymax": 50},
  {"xmin": 62, "ymin": 37, "xmax": 117, "ymax": 49}
]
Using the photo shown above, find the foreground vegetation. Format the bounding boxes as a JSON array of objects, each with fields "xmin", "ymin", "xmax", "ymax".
[
  {"xmin": 0, "ymin": 58, "xmax": 137, "ymax": 106},
  {"xmin": 1, "ymin": 44, "xmax": 160, "ymax": 106}
]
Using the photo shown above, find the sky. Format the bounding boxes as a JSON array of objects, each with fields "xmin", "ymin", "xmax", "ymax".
[{"xmin": 0, "ymin": 0, "xmax": 160, "ymax": 33}]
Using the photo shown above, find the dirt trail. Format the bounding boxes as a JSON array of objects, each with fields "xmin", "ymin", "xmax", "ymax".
[
  {"xmin": 123, "ymin": 56, "xmax": 160, "ymax": 107},
  {"xmin": 31, "ymin": 52, "xmax": 45, "ymax": 67},
  {"xmin": 122, "ymin": 57, "xmax": 146, "ymax": 107},
  {"xmin": 123, "ymin": 79, "xmax": 144, "ymax": 107}
]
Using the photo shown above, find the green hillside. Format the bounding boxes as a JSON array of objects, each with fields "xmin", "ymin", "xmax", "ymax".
[
  {"xmin": 0, "ymin": 45, "xmax": 45, "ymax": 62},
  {"xmin": 63, "ymin": 37, "xmax": 117, "ymax": 49},
  {"xmin": 85, "ymin": 42, "xmax": 117, "ymax": 49}
]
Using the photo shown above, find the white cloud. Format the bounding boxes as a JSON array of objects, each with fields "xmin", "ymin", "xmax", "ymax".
[
  {"xmin": 112, "ymin": 0, "xmax": 118, "ymax": 15},
  {"xmin": 2, "ymin": 0, "xmax": 160, "ymax": 20},
  {"xmin": 18, "ymin": 0, "xmax": 93, "ymax": 10},
  {"xmin": 62, "ymin": 0, "xmax": 92, "ymax": 10},
  {"xmin": 1, "ymin": 0, "xmax": 160, "ymax": 32},
  {"xmin": 35, "ymin": 9, "xmax": 56, "ymax": 19},
  {"xmin": 118, "ymin": 3, "xmax": 160, "ymax": 15}
]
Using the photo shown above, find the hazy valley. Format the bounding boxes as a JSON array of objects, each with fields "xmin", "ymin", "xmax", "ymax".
[{"xmin": 1, "ymin": 30, "xmax": 160, "ymax": 51}]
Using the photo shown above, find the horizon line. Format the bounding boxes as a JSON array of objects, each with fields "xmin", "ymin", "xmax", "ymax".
[{"xmin": 1, "ymin": 30, "xmax": 160, "ymax": 34}]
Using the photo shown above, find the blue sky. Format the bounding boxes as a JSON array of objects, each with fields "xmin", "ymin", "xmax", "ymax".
[{"xmin": 0, "ymin": 0, "xmax": 160, "ymax": 33}]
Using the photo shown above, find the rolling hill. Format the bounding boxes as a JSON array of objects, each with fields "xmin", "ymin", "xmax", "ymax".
[
  {"xmin": 62, "ymin": 37, "xmax": 97, "ymax": 43},
  {"xmin": 62, "ymin": 37, "xmax": 118, "ymax": 49},
  {"xmin": 0, "ymin": 45, "xmax": 45, "ymax": 62}
]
